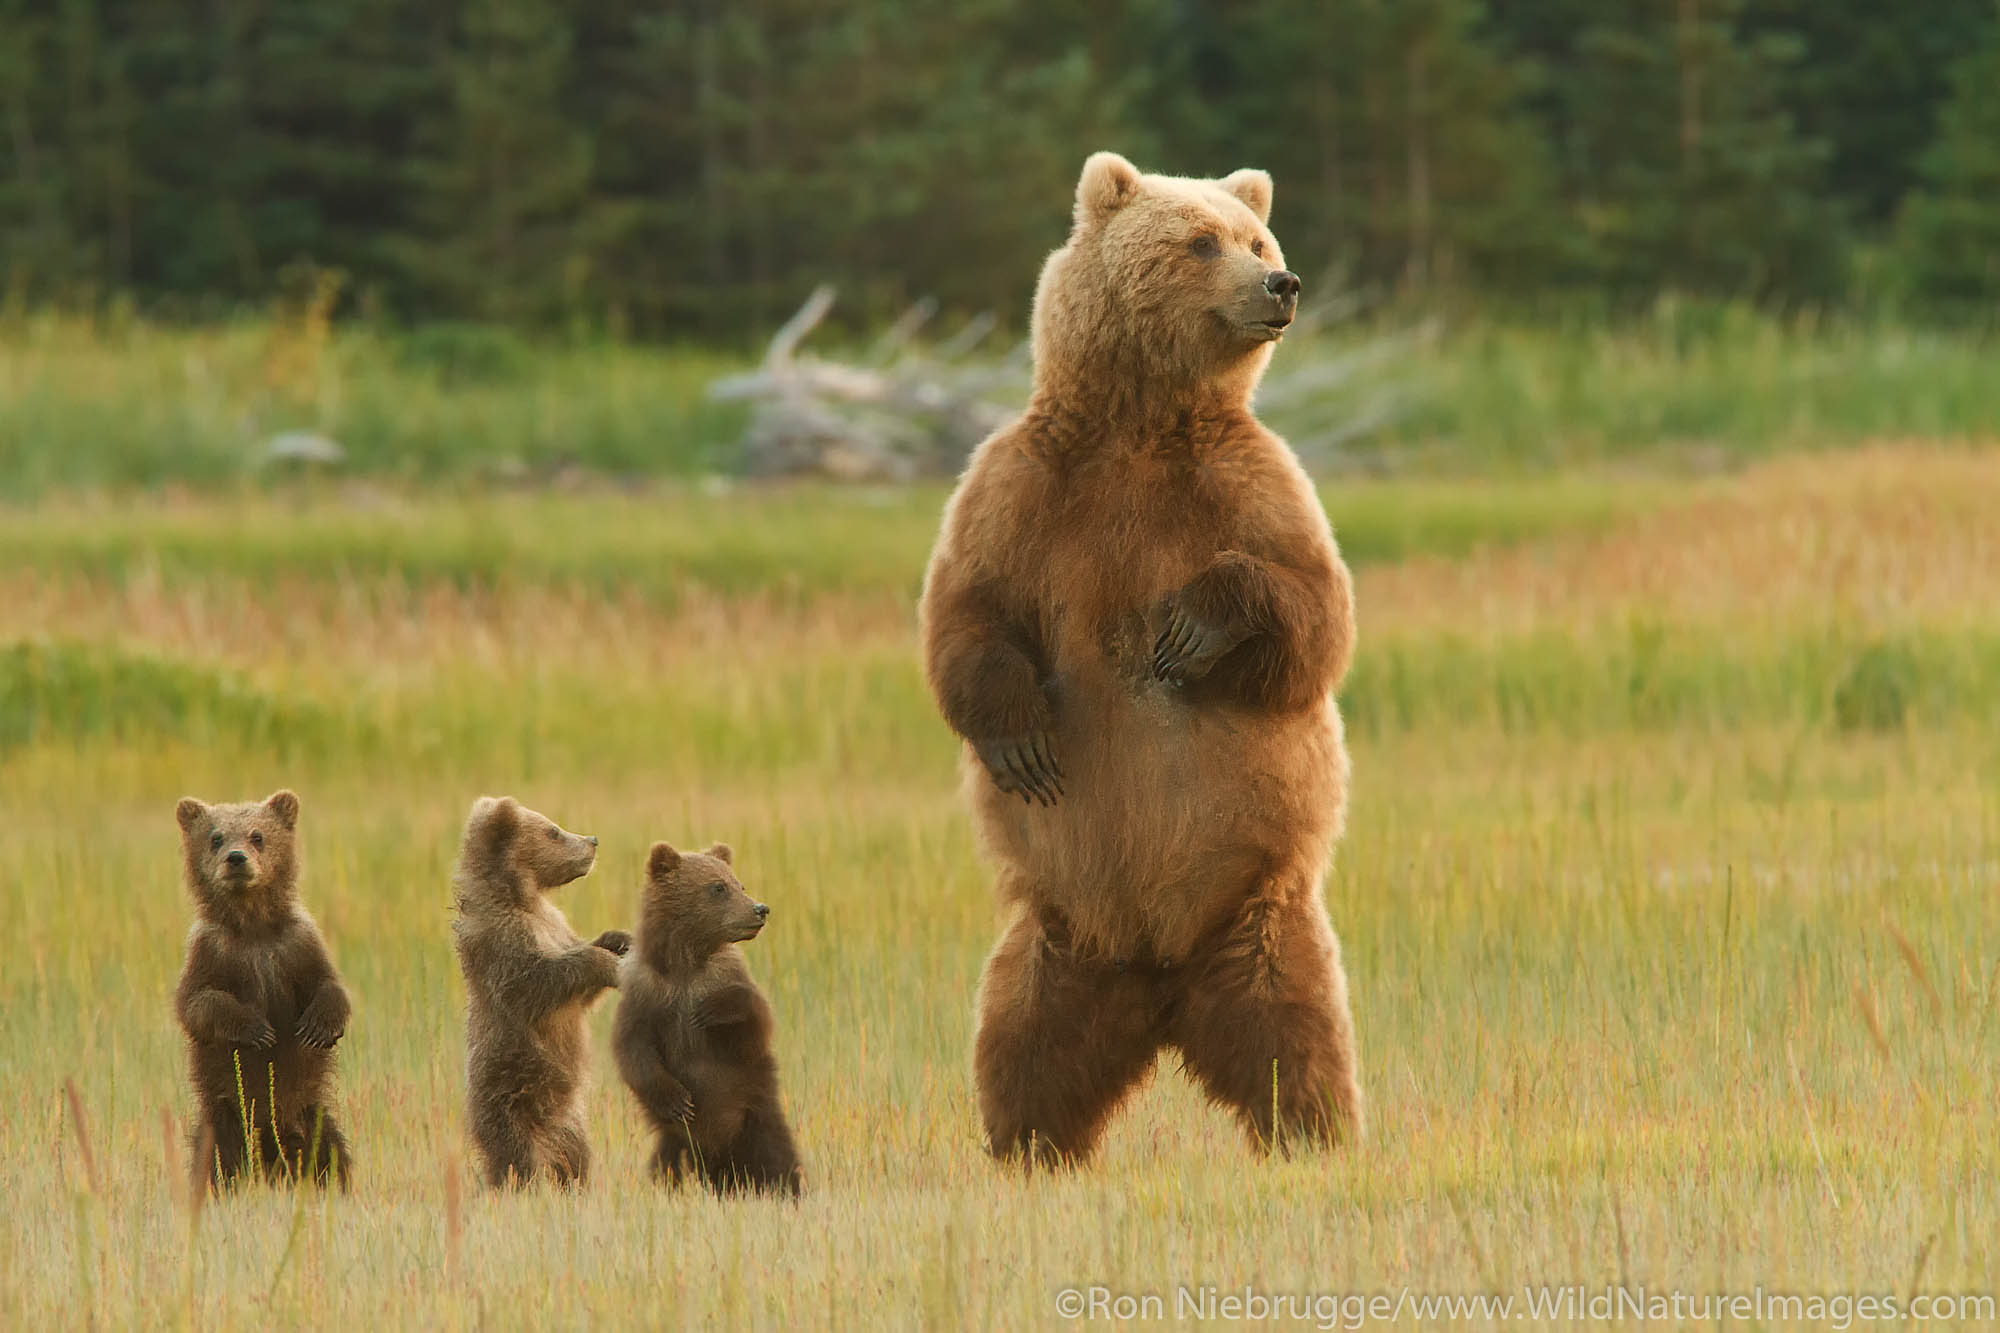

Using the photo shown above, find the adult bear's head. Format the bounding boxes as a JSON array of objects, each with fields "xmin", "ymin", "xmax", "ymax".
[{"xmin": 1030, "ymin": 152, "xmax": 1297, "ymax": 411}]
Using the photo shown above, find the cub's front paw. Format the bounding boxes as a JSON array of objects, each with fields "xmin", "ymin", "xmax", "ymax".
[
  {"xmin": 295, "ymin": 1000, "xmax": 347, "ymax": 1049},
  {"xmin": 974, "ymin": 733, "xmax": 1065, "ymax": 807},
  {"xmin": 670, "ymin": 1089, "xmax": 695, "ymax": 1122},
  {"xmin": 239, "ymin": 1017, "xmax": 279, "ymax": 1050},
  {"xmin": 592, "ymin": 929, "xmax": 633, "ymax": 957},
  {"xmin": 1152, "ymin": 602, "xmax": 1247, "ymax": 686}
]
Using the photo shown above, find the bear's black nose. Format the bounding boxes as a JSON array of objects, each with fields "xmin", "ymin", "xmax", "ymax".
[
  {"xmin": 587, "ymin": 836, "xmax": 598, "ymax": 847},
  {"xmin": 1264, "ymin": 269, "xmax": 1301, "ymax": 299},
  {"xmin": 753, "ymin": 903, "xmax": 770, "ymax": 919},
  {"xmin": 225, "ymin": 849, "xmax": 249, "ymax": 866}
]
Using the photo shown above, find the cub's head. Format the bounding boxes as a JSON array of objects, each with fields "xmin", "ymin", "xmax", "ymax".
[
  {"xmin": 1032, "ymin": 151, "xmax": 1296, "ymax": 400},
  {"xmin": 454, "ymin": 795, "xmax": 598, "ymax": 906},
  {"xmin": 175, "ymin": 790, "xmax": 302, "ymax": 925},
  {"xmin": 640, "ymin": 841, "xmax": 768, "ymax": 961}
]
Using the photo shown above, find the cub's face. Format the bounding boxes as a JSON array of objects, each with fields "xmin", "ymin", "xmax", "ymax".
[
  {"xmin": 1036, "ymin": 151, "xmax": 1298, "ymax": 378},
  {"xmin": 462, "ymin": 795, "xmax": 598, "ymax": 893},
  {"xmin": 645, "ymin": 841, "xmax": 768, "ymax": 949},
  {"xmin": 176, "ymin": 790, "xmax": 301, "ymax": 912}
]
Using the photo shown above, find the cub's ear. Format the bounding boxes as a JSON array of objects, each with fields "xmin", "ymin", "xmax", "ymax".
[
  {"xmin": 648, "ymin": 842, "xmax": 681, "ymax": 878},
  {"xmin": 264, "ymin": 789, "xmax": 301, "ymax": 830},
  {"xmin": 1076, "ymin": 151, "xmax": 1141, "ymax": 225},
  {"xmin": 1219, "ymin": 167, "xmax": 1273, "ymax": 225},
  {"xmin": 175, "ymin": 798, "xmax": 208, "ymax": 833},
  {"xmin": 704, "ymin": 841, "xmax": 733, "ymax": 865},
  {"xmin": 466, "ymin": 795, "xmax": 520, "ymax": 851}
]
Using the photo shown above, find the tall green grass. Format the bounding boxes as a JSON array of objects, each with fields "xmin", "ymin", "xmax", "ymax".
[
  {"xmin": 1, "ymin": 455, "xmax": 1995, "ymax": 1328},
  {"xmin": 1367, "ymin": 304, "xmax": 2000, "ymax": 467},
  {"xmin": 3, "ymin": 306, "xmax": 1995, "ymax": 498}
]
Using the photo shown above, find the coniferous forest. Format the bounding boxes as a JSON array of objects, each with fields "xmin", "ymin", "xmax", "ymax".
[{"xmin": 4, "ymin": 0, "xmax": 1998, "ymax": 336}]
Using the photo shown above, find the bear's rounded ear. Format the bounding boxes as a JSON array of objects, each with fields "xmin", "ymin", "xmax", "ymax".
[
  {"xmin": 468, "ymin": 795, "xmax": 520, "ymax": 849},
  {"xmin": 704, "ymin": 841, "xmax": 733, "ymax": 865},
  {"xmin": 1219, "ymin": 168, "xmax": 1273, "ymax": 225},
  {"xmin": 175, "ymin": 797, "xmax": 208, "ymax": 833},
  {"xmin": 264, "ymin": 789, "xmax": 301, "ymax": 830},
  {"xmin": 1076, "ymin": 151, "xmax": 1141, "ymax": 224},
  {"xmin": 648, "ymin": 842, "xmax": 681, "ymax": 878}
]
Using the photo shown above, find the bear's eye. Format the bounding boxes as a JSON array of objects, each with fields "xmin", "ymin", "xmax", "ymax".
[
  {"xmin": 209, "ymin": 833, "xmax": 224, "ymax": 851},
  {"xmin": 547, "ymin": 826, "xmax": 561, "ymax": 841},
  {"xmin": 249, "ymin": 831, "xmax": 264, "ymax": 848},
  {"xmin": 709, "ymin": 882, "xmax": 727, "ymax": 898},
  {"xmin": 1188, "ymin": 234, "xmax": 1221, "ymax": 260},
  {"xmin": 1251, "ymin": 238, "xmax": 1266, "ymax": 258}
]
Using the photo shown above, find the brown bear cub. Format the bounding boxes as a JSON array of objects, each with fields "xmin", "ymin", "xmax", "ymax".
[
  {"xmin": 174, "ymin": 790, "xmax": 353, "ymax": 1189},
  {"xmin": 451, "ymin": 795, "xmax": 629, "ymax": 1189},
  {"xmin": 613, "ymin": 842, "xmax": 802, "ymax": 1197}
]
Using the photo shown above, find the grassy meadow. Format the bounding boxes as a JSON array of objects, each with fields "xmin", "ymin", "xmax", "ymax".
[
  {"xmin": 2, "ymin": 437, "xmax": 1997, "ymax": 1328},
  {"xmin": 5, "ymin": 308, "xmax": 1999, "ymax": 493}
]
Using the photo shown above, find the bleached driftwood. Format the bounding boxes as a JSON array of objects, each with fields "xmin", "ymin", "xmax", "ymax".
[
  {"xmin": 710, "ymin": 287, "xmax": 1021, "ymax": 482},
  {"xmin": 708, "ymin": 282, "xmax": 1421, "ymax": 481}
]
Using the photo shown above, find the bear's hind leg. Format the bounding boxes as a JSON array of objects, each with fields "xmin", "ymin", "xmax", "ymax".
[
  {"xmin": 975, "ymin": 904, "xmax": 1162, "ymax": 1167},
  {"xmin": 650, "ymin": 1131, "xmax": 694, "ymax": 1188},
  {"xmin": 719, "ymin": 1105, "xmax": 803, "ymax": 1197},
  {"xmin": 196, "ymin": 1105, "xmax": 249, "ymax": 1191},
  {"xmin": 543, "ymin": 1118, "xmax": 591, "ymax": 1189},
  {"xmin": 470, "ymin": 1100, "xmax": 540, "ymax": 1189},
  {"xmin": 1167, "ymin": 877, "xmax": 1363, "ymax": 1152},
  {"xmin": 297, "ymin": 1105, "xmax": 353, "ymax": 1189}
]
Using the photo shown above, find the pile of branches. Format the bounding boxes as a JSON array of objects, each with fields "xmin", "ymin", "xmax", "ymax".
[
  {"xmin": 709, "ymin": 287, "xmax": 1025, "ymax": 482},
  {"xmin": 709, "ymin": 283, "xmax": 1427, "ymax": 481}
]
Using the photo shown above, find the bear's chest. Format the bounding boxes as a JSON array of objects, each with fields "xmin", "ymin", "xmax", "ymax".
[
  {"xmin": 1038, "ymin": 475, "xmax": 1238, "ymax": 669},
  {"xmin": 213, "ymin": 934, "xmax": 301, "ymax": 1026}
]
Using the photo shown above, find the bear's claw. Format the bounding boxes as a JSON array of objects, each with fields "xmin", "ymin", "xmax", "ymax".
[
  {"xmin": 976, "ymin": 733, "xmax": 1064, "ymax": 807},
  {"xmin": 1152, "ymin": 606, "xmax": 1242, "ymax": 685}
]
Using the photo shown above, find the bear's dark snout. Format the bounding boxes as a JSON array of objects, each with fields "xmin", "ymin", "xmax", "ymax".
[
  {"xmin": 225, "ymin": 849, "xmax": 249, "ymax": 867},
  {"xmin": 587, "ymin": 835, "xmax": 599, "ymax": 846},
  {"xmin": 753, "ymin": 903, "xmax": 770, "ymax": 920},
  {"xmin": 1264, "ymin": 269, "xmax": 1301, "ymax": 299}
]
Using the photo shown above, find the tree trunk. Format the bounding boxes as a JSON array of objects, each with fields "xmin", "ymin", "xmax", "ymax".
[{"xmin": 1404, "ymin": 31, "xmax": 1431, "ymax": 294}]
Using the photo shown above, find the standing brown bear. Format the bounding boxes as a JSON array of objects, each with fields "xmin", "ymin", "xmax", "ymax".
[
  {"xmin": 613, "ymin": 841, "xmax": 802, "ymax": 1197},
  {"xmin": 920, "ymin": 152, "xmax": 1363, "ymax": 1165},
  {"xmin": 451, "ymin": 795, "xmax": 629, "ymax": 1189},
  {"xmin": 174, "ymin": 790, "xmax": 353, "ymax": 1188}
]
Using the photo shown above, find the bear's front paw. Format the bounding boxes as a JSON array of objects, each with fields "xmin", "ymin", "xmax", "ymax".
[
  {"xmin": 239, "ymin": 1017, "xmax": 279, "ymax": 1050},
  {"xmin": 1152, "ymin": 604, "xmax": 1247, "ymax": 686},
  {"xmin": 671, "ymin": 1089, "xmax": 695, "ymax": 1122},
  {"xmin": 974, "ymin": 733, "xmax": 1064, "ymax": 807},
  {"xmin": 295, "ymin": 997, "xmax": 348, "ymax": 1049},
  {"xmin": 593, "ymin": 929, "xmax": 633, "ymax": 957}
]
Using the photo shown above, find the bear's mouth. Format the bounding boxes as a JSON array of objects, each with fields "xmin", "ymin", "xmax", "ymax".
[{"xmin": 1245, "ymin": 317, "xmax": 1291, "ymax": 342}]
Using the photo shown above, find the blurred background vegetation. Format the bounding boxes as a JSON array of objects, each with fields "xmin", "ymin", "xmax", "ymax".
[
  {"xmin": 2, "ymin": 1, "xmax": 1997, "ymax": 494},
  {"xmin": 2, "ymin": 0, "xmax": 1997, "ymax": 336}
]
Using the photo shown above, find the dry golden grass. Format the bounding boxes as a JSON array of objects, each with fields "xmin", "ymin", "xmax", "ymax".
[{"xmin": 1, "ymin": 446, "xmax": 1995, "ymax": 1329}]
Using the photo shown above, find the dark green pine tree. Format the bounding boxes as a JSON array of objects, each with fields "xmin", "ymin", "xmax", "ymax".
[
  {"xmin": 391, "ymin": 0, "xmax": 596, "ymax": 324},
  {"xmin": 1897, "ymin": 5, "xmax": 2000, "ymax": 315},
  {"xmin": 1745, "ymin": 0, "xmax": 1996, "ymax": 229},
  {"xmin": 1523, "ymin": 0, "xmax": 1842, "ymax": 304}
]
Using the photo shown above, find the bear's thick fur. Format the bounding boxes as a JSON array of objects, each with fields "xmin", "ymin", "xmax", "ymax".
[
  {"xmin": 919, "ymin": 152, "xmax": 1363, "ymax": 1164},
  {"xmin": 613, "ymin": 841, "xmax": 802, "ymax": 1197},
  {"xmin": 451, "ymin": 796, "xmax": 628, "ymax": 1188},
  {"xmin": 174, "ymin": 789, "xmax": 353, "ymax": 1188}
]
